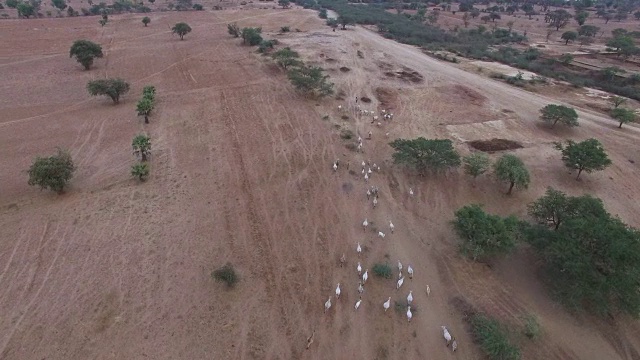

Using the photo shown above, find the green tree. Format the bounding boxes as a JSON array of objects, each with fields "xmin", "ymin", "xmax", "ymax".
[
  {"xmin": 192, "ymin": 3, "xmax": 202, "ymax": 10},
  {"xmin": 578, "ymin": 25, "xmax": 599, "ymax": 37},
  {"xmin": 318, "ymin": 8, "xmax": 327, "ymax": 19},
  {"xmin": 337, "ymin": 15, "xmax": 354, "ymax": 29},
  {"xmin": 610, "ymin": 107, "xmax": 637, "ymax": 128},
  {"xmin": 603, "ymin": 13, "xmax": 613, "ymax": 24},
  {"xmin": 549, "ymin": 9, "xmax": 571, "ymax": 30},
  {"xmin": 615, "ymin": 10, "xmax": 627, "ymax": 22},
  {"xmin": 453, "ymin": 204, "xmax": 521, "ymax": 261},
  {"xmin": 171, "ymin": 22, "xmax": 192, "ymax": 40},
  {"xmin": 277, "ymin": 0, "xmax": 289, "ymax": 8},
  {"xmin": 606, "ymin": 35, "xmax": 634, "ymax": 53},
  {"xmin": 470, "ymin": 8, "xmax": 480, "ymax": 18},
  {"xmin": 540, "ymin": 104, "xmax": 579, "ymax": 127},
  {"xmin": 27, "ymin": 148, "xmax": 75, "ymax": 194},
  {"xmin": 227, "ymin": 23, "xmax": 240, "ymax": 37},
  {"xmin": 142, "ymin": 16, "xmax": 150, "ymax": 26},
  {"xmin": 574, "ymin": 11, "xmax": 588, "ymax": 25},
  {"xmin": 272, "ymin": 47, "xmax": 301, "ymax": 70},
  {"xmin": 136, "ymin": 97, "xmax": 154, "ymax": 123},
  {"xmin": 51, "ymin": 0, "xmax": 66, "ymax": 10},
  {"xmin": 241, "ymin": 27, "xmax": 263, "ymax": 45},
  {"xmin": 131, "ymin": 163, "xmax": 150, "ymax": 181},
  {"xmin": 561, "ymin": 31, "xmax": 577, "ymax": 44},
  {"xmin": 287, "ymin": 65, "xmax": 334, "ymax": 97},
  {"xmin": 555, "ymin": 139, "xmax": 611, "ymax": 179},
  {"xmin": 527, "ymin": 187, "xmax": 574, "ymax": 230},
  {"xmin": 69, "ymin": 40, "xmax": 103, "ymax": 70},
  {"xmin": 389, "ymin": 138, "xmax": 461, "ymax": 175},
  {"xmin": 132, "ymin": 134, "xmax": 151, "ymax": 161},
  {"xmin": 493, "ymin": 154, "xmax": 530, "ymax": 194},
  {"xmin": 525, "ymin": 194, "xmax": 640, "ymax": 316},
  {"xmin": 610, "ymin": 95, "xmax": 626, "ymax": 108},
  {"xmin": 5, "ymin": 0, "xmax": 18, "ymax": 8},
  {"xmin": 87, "ymin": 78, "xmax": 130, "ymax": 104},
  {"xmin": 428, "ymin": 9, "xmax": 441, "ymax": 23},
  {"xmin": 489, "ymin": 12, "xmax": 500, "ymax": 22},
  {"xmin": 16, "ymin": 2, "xmax": 35, "ymax": 17},
  {"xmin": 463, "ymin": 152, "xmax": 490, "ymax": 179}
]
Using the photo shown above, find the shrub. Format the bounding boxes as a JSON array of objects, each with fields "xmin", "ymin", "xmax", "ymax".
[
  {"xmin": 192, "ymin": 3, "xmax": 202, "ymax": 10},
  {"xmin": 280, "ymin": 26, "xmax": 290, "ymax": 32},
  {"xmin": 131, "ymin": 163, "xmax": 150, "ymax": 181},
  {"xmin": 287, "ymin": 65, "xmax": 334, "ymax": 97},
  {"xmin": 372, "ymin": 263, "xmax": 393, "ymax": 278},
  {"xmin": 319, "ymin": 8, "xmax": 327, "ymax": 18},
  {"xmin": 142, "ymin": 16, "xmax": 150, "ymax": 26},
  {"xmin": 389, "ymin": 138, "xmax": 460, "ymax": 175},
  {"xmin": 241, "ymin": 27, "xmax": 263, "ymax": 46},
  {"xmin": 522, "ymin": 314, "xmax": 541, "ymax": 340},
  {"xmin": 493, "ymin": 154, "xmax": 530, "ymax": 194},
  {"xmin": 212, "ymin": 263, "xmax": 239, "ymax": 288},
  {"xmin": 171, "ymin": 22, "xmax": 192, "ymax": 40},
  {"xmin": 227, "ymin": 23, "xmax": 241, "ymax": 37},
  {"xmin": 471, "ymin": 314, "xmax": 521, "ymax": 360}
]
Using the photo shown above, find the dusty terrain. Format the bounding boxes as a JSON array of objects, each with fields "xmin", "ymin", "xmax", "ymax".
[{"xmin": 1, "ymin": 6, "xmax": 640, "ymax": 360}]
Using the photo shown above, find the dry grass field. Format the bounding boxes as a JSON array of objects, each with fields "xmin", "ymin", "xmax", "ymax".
[{"xmin": 1, "ymin": 5, "xmax": 640, "ymax": 360}]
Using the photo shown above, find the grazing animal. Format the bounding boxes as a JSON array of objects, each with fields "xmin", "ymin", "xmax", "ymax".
[
  {"xmin": 397, "ymin": 260, "xmax": 403, "ymax": 272},
  {"xmin": 356, "ymin": 242, "xmax": 362, "ymax": 256},
  {"xmin": 357, "ymin": 143, "xmax": 363, "ymax": 152},
  {"xmin": 383, "ymin": 297, "xmax": 391, "ymax": 312},
  {"xmin": 366, "ymin": 189, "xmax": 371, "ymax": 200},
  {"xmin": 426, "ymin": 284, "xmax": 431, "ymax": 297},
  {"xmin": 397, "ymin": 277, "xmax": 405, "ymax": 290},
  {"xmin": 333, "ymin": 162, "xmax": 337, "ymax": 172},
  {"xmin": 378, "ymin": 231, "xmax": 385, "ymax": 238},
  {"xmin": 335, "ymin": 283, "xmax": 341, "ymax": 299},
  {"xmin": 362, "ymin": 270, "xmax": 369, "ymax": 284},
  {"xmin": 407, "ymin": 265, "xmax": 414, "ymax": 279},
  {"xmin": 324, "ymin": 297, "xmax": 332, "ymax": 313},
  {"xmin": 451, "ymin": 337, "xmax": 458, "ymax": 352},
  {"xmin": 364, "ymin": 173, "xmax": 369, "ymax": 182},
  {"xmin": 340, "ymin": 253, "xmax": 346, "ymax": 267},
  {"xmin": 368, "ymin": 131, "xmax": 372, "ymax": 139},
  {"xmin": 357, "ymin": 282, "xmax": 364, "ymax": 294},
  {"xmin": 442, "ymin": 326, "xmax": 452, "ymax": 346},
  {"xmin": 361, "ymin": 161, "xmax": 366, "ymax": 168},
  {"xmin": 355, "ymin": 298, "xmax": 362, "ymax": 310},
  {"xmin": 362, "ymin": 218, "xmax": 368, "ymax": 231},
  {"xmin": 373, "ymin": 197, "xmax": 378, "ymax": 208},
  {"xmin": 407, "ymin": 306, "xmax": 412, "ymax": 322},
  {"xmin": 409, "ymin": 188, "xmax": 414, "ymax": 196},
  {"xmin": 358, "ymin": 136, "xmax": 362, "ymax": 143},
  {"xmin": 361, "ymin": 168, "xmax": 365, "ymax": 175},
  {"xmin": 338, "ymin": 105, "xmax": 342, "ymax": 111},
  {"xmin": 367, "ymin": 168, "xmax": 372, "ymax": 175},
  {"xmin": 389, "ymin": 221, "xmax": 395, "ymax": 233},
  {"xmin": 407, "ymin": 290, "xmax": 413, "ymax": 304},
  {"xmin": 357, "ymin": 262, "xmax": 362, "ymax": 275}
]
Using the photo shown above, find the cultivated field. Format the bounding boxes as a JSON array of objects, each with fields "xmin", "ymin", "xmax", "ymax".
[{"xmin": 1, "ymin": 6, "xmax": 640, "ymax": 360}]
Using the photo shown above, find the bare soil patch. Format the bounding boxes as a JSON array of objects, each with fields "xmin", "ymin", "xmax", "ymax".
[
  {"xmin": 440, "ymin": 84, "xmax": 487, "ymax": 106},
  {"xmin": 375, "ymin": 87, "xmax": 398, "ymax": 110},
  {"xmin": 468, "ymin": 138, "xmax": 523, "ymax": 152}
]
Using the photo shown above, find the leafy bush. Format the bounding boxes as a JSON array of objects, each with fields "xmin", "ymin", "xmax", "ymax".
[
  {"xmin": 521, "ymin": 314, "xmax": 540, "ymax": 340},
  {"xmin": 131, "ymin": 163, "xmax": 150, "ymax": 181},
  {"xmin": 212, "ymin": 263, "xmax": 239, "ymax": 288},
  {"xmin": 471, "ymin": 314, "xmax": 521, "ymax": 360},
  {"xmin": 372, "ymin": 263, "xmax": 393, "ymax": 278},
  {"xmin": 453, "ymin": 204, "xmax": 521, "ymax": 261},
  {"xmin": 287, "ymin": 65, "xmax": 334, "ymax": 97},
  {"xmin": 227, "ymin": 23, "xmax": 240, "ymax": 37},
  {"xmin": 389, "ymin": 138, "xmax": 460, "ymax": 175}
]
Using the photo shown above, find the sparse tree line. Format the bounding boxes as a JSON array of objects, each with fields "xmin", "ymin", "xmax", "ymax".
[
  {"xmin": 228, "ymin": 22, "xmax": 334, "ymax": 97},
  {"xmin": 2, "ymin": 0, "xmax": 204, "ymax": 19},
  {"xmin": 26, "ymin": 37, "xmax": 168, "ymax": 193}
]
